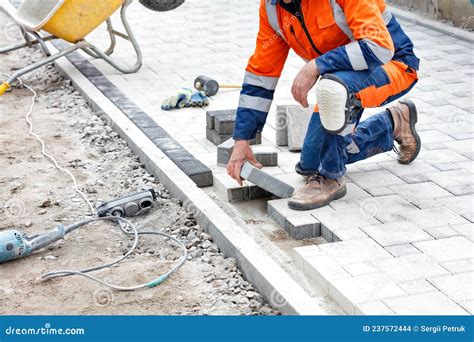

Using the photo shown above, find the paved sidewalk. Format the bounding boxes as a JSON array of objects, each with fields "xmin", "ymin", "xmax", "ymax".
[{"xmin": 80, "ymin": 0, "xmax": 472, "ymax": 314}]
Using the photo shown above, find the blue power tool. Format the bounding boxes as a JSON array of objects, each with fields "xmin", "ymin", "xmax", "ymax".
[{"xmin": 0, "ymin": 189, "xmax": 156, "ymax": 263}]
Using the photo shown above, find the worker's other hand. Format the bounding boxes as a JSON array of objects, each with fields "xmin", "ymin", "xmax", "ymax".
[
  {"xmin": 292, "ymin": 60, "xmax": 320, "ymax": 108},
  {"xmin": 227, "ymin": 140, "xmax": 262, "ymax": 186}
]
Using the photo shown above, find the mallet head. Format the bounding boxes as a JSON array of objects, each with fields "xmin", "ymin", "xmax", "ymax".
[{"xmin": 194, "ymin": 75, "xmax": 220, "ymax": 97}]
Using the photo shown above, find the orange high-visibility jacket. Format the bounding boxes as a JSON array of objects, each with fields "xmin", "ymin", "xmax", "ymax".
[{"xmin": 234, "ymin": 0, "xmax": 419, "ymax": 140}]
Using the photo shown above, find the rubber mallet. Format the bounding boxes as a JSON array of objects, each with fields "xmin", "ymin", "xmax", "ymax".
[{"xmin": 194, "ymin": 75, "xmax": 241, "ymax": 96}]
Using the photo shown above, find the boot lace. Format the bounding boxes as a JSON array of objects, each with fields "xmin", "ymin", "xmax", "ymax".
[{"xmin": 306, "ymin": 172, "xmax": 325, "ymax": 184}]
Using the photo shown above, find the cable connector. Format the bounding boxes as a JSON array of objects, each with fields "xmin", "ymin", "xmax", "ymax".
[{"xmin": 96, "ymin": 189, "xmax": 156, "ymax": 218}]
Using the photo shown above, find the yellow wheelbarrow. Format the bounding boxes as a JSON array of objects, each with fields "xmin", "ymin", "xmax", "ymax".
[{"xmin": 0, "ymin": 0, "xmax": 185, "ymax": 95}]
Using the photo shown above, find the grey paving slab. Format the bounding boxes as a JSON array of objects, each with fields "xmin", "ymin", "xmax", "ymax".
[{"xmin": 241, "ymin": 162, "xmax": 295, "ymax": 199}]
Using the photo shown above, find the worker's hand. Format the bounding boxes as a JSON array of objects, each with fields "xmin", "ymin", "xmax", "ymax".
[
  {"xmin": 227, "ymin": 140, "xmax": 262, "ymax": 186},
  {"xmin": 292, "ymin": 60, "xmax": 320, "ymax": 108}
]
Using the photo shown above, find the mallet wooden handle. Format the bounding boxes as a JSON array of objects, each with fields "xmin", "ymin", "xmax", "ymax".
[{"xmin": 219, "ymin": 84, "xmax": 242, "ymax": 89}]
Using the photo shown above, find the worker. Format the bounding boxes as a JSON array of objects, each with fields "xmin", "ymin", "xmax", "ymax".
[{"xmin": 227, "ymin": 0, "xmax": 421, "ymax": 210}]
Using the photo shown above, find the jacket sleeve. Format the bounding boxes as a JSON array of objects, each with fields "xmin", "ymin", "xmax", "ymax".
[
  {"xmin": 233, "ymin": 0, "xmax": 290, "ymax": 141},
  {"xmin": 316, "ymin": 0, "xmax": 395, "ymax": 75}
]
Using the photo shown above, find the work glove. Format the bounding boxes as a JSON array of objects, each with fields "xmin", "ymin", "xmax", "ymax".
[{"xmin": 161, "ymin": 88, "xmax": 209, "ymax": 110}]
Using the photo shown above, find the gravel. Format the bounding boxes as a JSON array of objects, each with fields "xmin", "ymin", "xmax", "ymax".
[{"xmin": 0, "ymin": 15, "xmax": 279, "ymax": 315}]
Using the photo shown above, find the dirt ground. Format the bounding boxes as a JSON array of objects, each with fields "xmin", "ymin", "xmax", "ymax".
[{"xmin": 0, "ymin": 40, "xmax": 277, "ymax": 315}]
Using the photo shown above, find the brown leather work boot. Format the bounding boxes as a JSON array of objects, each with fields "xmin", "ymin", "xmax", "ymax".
[
  {"xmin": 388, "ymin": 100, "xmax": 421, "ymax": 165},
  {"xmin": 288, "ymin": 173, "xmax": 347, "ymax": 211}
]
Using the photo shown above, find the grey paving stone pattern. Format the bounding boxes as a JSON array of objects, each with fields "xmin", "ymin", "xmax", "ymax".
[{"xmin": 80, "ymin": 0, "xmax": 473, "ymax": 315}]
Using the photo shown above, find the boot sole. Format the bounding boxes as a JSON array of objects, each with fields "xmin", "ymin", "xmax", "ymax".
[
  {"xmin": 288, "ymin": 185, "xmax": 347, "ymax": 211},
  {"xmin": 398, "ymin": 99, "xmax": 422, "ymax": 165}
]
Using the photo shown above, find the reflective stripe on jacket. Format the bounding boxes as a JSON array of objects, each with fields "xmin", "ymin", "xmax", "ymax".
[{"xmin": 234, "ymin": 0, "xmax": 420, "ymax": 141}]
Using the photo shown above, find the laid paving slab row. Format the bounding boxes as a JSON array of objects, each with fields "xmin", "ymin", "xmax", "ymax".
[{"xmin": 53, "ymin": 42, "xmax": 213, "ymax": 187}]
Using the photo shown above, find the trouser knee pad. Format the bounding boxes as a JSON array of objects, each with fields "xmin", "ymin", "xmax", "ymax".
[{"xmin": 316, "ymin": 74, "xmax": 361, "ymax": 135}]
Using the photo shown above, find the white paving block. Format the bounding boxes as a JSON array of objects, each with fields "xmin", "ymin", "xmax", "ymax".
[
  {"xmin": 377, "ymin": 207, "xmax": 469, "ymax": 228},
  {"xmin": 349, "ymin": 170, "xmax": 405, "ymax": 188},
  {"xmin": 342, "ymin": 262, "xmax": 379, "ymax": 277},
  {"xmin": 313, "ymin": 209, "xmax": 380, "ymax": 232},
  {"xmin": 441, "ymin": 259, "xmax": 474, "ymax": 274},
  {"xmin": 361, "ymin": 221, "xmax": 433, "ymax": 247},
  {"xmin": 286, "ymin": 105, "xmax": 312, "ymax": 151},
  {"xmin": 389, "ymin": 182, "xmax": 452, "ymax": 208},
  {"xmin": 333, "ymin": 228, "xmax": 368, "ymax": 242},
  {"xmin": 358, "ymin": 195, "xmax": 419, "ymax": 217},
  {"xmin": 383, "ymin": 292, "xmax": 468, "ymax": 315},
  {"xmin": 355, "ymin": 301, "xmax": 394, "ymax": 315},
  {"xmin": 371, "ymin": 254, "xmax": 449, "ymax": 282},
  {"xmin": 398, "ymin": 279, "xmax": 437, "ymax": 295},
  {"xmin": 329, "ymin": 273, "xmax": 405, "ymax": 314},
  {"xmin": 428, "ymin": 272, "xmax": 474, "ymax": 305},
  {"xmin": 385, "ymin": 244, "xmax": 422, "ymax": 257},
  {"xmin": 414, "ymin": 236, "xmax": 474, "ymax": 262},
  {"xmin": 437, "ymin": 195, "xmax": 474, "ymax": 216},
  {"xmin": 303, "ymin": 255, "xmax": 351, "ymax": 294},
  {"xmin": 451, "ymin": 223, "xmax": 474, "ymax": 242},
  {"xmin": 319, "ymin": 238, "xmax": 393, "ymax": 265}
]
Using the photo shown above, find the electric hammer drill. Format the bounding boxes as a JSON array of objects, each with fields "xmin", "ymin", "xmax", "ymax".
[{"xmin": 0, "ymin": 189, "xmax": 156, "ymax": 263}]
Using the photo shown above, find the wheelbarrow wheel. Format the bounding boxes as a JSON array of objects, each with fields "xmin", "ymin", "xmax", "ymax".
[{"xmin": 138, "ymin": 0, "xmax": 185, "ymax": 12}]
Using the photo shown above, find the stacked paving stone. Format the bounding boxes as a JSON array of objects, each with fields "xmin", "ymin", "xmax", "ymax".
[
  {"xmin": 206, "ymin": 109, "xmax": 262, "ymax": 145},
  {"xmin": 276, "ymin": 105, "xmax": 313, "ymax": 151}
]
